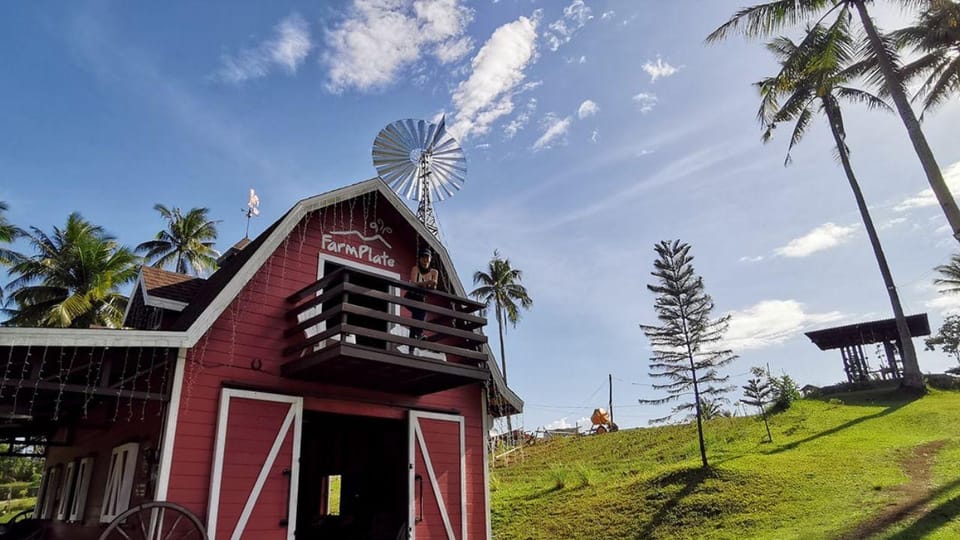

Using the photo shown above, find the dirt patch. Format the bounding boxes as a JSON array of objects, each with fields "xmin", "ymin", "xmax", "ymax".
[{"xmin": 837, "ymin": 440, "xmax": 948, "ymax": 539}]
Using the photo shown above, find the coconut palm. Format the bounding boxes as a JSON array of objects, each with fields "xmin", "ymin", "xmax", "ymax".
[
  {"xmin": 470, "ymin": 251, "xmax": 533, "ymax": 385},
  {"xmin": 934, "ymin": 253, "xmax": 960, "ymax": 293},
  {"xmin": 136, "ymin": 205, "xmax": 220, "ymax": 276},
  {"xmin": 3, "ymin": 213, "xmax": 139, "ymax": 328},
  {"xmin": 891, "ymin": 0, "xmax": 960, "ymax": 117},
  {"xmin": 0, "ymin": 202, "xmax": 24, "ymax": 304},
  {"xmin": 709, "ymin": 0, "xmax": 960, "ymax": 243},
  {"xmin": 0, "ymin": 202, "xmax": 22, "ymax": 263},
  {"xmin": 756, "ymin": 15, "xmax": 923, "ymax": 390}
]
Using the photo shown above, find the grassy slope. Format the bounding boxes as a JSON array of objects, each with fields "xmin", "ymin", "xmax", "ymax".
[{"xmin": 491, "ymin": 389, "xmax": 960, "ymax": 539}]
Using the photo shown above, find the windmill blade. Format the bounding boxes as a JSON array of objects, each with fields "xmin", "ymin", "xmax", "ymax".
[{"xmin": 372, "ymin": 118, "xmax": 467, "ymax": 209}]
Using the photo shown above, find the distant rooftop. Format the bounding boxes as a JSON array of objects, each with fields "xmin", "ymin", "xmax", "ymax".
[{"xmin": 805, "ymin": 314, "xmax": 930, "ymax": 351}]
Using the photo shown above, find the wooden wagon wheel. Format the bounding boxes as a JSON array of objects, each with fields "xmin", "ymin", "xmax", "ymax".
[{"xmin": 98, "ymin": 502, "xmax": 207, "ymax": 540}]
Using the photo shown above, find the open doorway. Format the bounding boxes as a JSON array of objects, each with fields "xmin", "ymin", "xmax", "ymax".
[{"xmin": 297, "ymin": 411, "xmax": 407, "ymax": 539}]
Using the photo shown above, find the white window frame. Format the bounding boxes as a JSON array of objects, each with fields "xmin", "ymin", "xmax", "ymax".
[
  {"xmin": 299, "ymin": 254, "xmax": 402, "ymax": 346},
  {"xmin": 55, "ymin": 461, "xmax": 77, "ymax": 520},
  {"xmin": 68, "ymin": 457, "xmax": 95, "ymax": 522},
  {"xmin": 100, "ymin": 442, "xmax": 139, "ymax": 523},
  {"xmin": 34, "ymin": 465, "xmax": 61, "ymax": 519}
]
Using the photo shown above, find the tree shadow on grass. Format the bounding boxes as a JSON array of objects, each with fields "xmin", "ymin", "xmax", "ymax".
[
  {"xmin": 833, "ymin": 477, "xmax": 960, "ymax": 540},
  {"xmin": 766, "ymin": 393, "xmax": 920, "ymax": 455},
  {"xmin": 634, "ymin": 467, "xmax": 713, "ymax": 540},
  {"xmin": 885, "ymin": 493, "xmax": 960, "ymax": 539}
]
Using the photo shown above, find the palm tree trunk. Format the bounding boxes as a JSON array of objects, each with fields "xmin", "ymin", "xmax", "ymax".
[
  {"xmin": 497, "ymin": 302, "xmax": 514, "ymax": 439},
  {"xmin": 852, "ymin": 0, "xmax": 960, "ymax": 243},
  {"xmin": 823, "ymin": 99, "xmax": 924, "ymax": 391}
]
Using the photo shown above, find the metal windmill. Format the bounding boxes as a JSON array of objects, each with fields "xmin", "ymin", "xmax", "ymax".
[{"xmin": 372, "ymin": 116, "xmax": 467, "ymax": 237}]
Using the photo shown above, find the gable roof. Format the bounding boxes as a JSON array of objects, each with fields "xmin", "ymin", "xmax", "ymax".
[
  {"xmin": 0, "ymin": 178, "xmax": 522, "ymax": 414},
  {"xmin": 141, "ymin": 266, "xmax": 206, "ymax": 305}
]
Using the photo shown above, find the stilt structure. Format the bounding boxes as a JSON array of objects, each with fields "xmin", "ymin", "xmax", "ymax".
[{"xmin": 805, "ymin": 314, "xmax": 930, "ymax": 383}]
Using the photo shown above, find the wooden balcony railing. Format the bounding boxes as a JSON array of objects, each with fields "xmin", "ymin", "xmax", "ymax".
[{"xmin": 280, "ymin": 266, "xmax": 490, "ymax": 395}]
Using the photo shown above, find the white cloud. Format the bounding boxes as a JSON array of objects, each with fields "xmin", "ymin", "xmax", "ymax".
[
  {"xmin": 591, "ymin": 128, "xmax": 599, "ymax": 143},
  {"xmin": 642, "ymin": 56, "xmax": 680, "ymax": 83},
  {"xmin": 434, "ymin": 36, "xmax": 474, "ymax": 64},
  {"xmin": 215, "ymin": 13, "xmax": 312, "ymax": 83},
  {"xmin": 324, "ymin": 0, "xmax": 473, "ymax": 92},
  {"xmin": 725, "ymin": 300, "xmax": 848, "ymax": 351},
  {"xmin": 532, "ymin": 114, "xmax": 572, "ymax": 151},
  {"xmin": 774, "ymin": 222, "xmax": 857, "ymax": 257},
  {"xmin": 601, "ymin": 10, "xmax": 615, "ymax": 21},
  {"xmin": 450, "ymin": 13, "xmax": 539, "ymax": 139},
  {"xmin": 543, "ymin": 0, "xmax": 593, "ymax": 51},
  {"xmin": 544, "ymin": 416, "xmax": 589, "ymax": 430},
  {"xmin": 632, "ymin": 92, "xmax": 658, "ymax": 113},
  {"xmin": 927, "ymin": 294, "xmax": 960, "ymax": 315},
  {"xmin": 503, "ymin": 97, "xmax": 537, "ymax": 139},
  {"xmin": 577, "ymin": 99, "xmax": 599, "ymax": 119},
  {"xmin": 879, "ymin": 217, "xmax": 908, "ymax": 230},
  {"xmin": 739, "ymin": 255, "xmax": 765, "ymax": 263},
  {"xmin": 894, "ymin": 161, "xmax": 960, "ymax": 212}
]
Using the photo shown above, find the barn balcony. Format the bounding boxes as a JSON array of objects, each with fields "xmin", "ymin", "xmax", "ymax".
[{"xmin": 282, "ymin": 265, "xmax": 490, "ymax": 395}]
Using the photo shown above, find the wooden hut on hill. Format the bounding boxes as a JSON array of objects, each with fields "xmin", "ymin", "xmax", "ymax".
[{"xmin": 0, "ymin": 178, "xmax": 521, "ymax": 540}]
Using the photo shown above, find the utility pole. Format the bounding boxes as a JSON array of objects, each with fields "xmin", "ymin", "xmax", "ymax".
[{"xmin": 608, "ymin": 373, "xmax": 614, "ymax": 425}]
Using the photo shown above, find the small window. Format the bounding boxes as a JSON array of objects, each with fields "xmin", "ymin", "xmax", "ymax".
[
  {"xmin": 323, "ymin": 475, "xmax": 341, "ymax": 516},
  {"xmin": 55, "ymin": 461, "xmax": 77, "ymax": 520},
  {"xmin": 35, "ymin": 465, "xmax": 61, "ymax": 519},
  {"xmin": 68, "ymin": 457, "xmax": 94, "ymax": 522},
  {"xmin": 100, "ymin": 443, "xmax": 139, "ymax": 523}
]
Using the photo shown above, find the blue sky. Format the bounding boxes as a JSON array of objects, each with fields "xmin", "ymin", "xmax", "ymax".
[{"xmin": 2, "ymin": 0, "xmax": 959, "ymax": 431}]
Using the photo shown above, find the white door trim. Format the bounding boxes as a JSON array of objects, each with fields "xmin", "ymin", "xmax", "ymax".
[
  {"xmin": 207, "ymin": 388, "xmax": 303, "ymax": 540},
  {"xmin": 408, "ymin": 410, "xmax": 467, "ymax": 540}
]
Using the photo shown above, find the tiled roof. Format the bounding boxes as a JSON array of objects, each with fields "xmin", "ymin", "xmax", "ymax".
[{"xmin": 141, "ymin": 266, "xmax": 206, "ymax": 304}]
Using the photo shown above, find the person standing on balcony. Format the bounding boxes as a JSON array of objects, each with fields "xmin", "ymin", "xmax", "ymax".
[{"xmin": 407, "ymin": 247, "xmax": 438, "ymax": 340}]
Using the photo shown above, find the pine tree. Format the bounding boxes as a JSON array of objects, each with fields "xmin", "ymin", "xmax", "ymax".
[
  {"xmin": 741, "ymin": 377, "xmax": 774, "ymax": 443},
  {"xmin": 639, "ymin": 240, "xmax": 737, "ymax": 469}
]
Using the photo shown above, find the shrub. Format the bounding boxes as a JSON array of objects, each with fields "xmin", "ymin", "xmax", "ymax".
[
  {"xmin": 546, "ymin": 463, "xmax": 568, "ymax": 490},
  {"xmin": 770, "ymin": 374, "xmax": 801, "ymax": 411}
]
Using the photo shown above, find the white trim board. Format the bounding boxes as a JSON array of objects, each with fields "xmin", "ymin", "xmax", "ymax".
[{"xmin": 154, "ymin": 348, "xmax": 187, "ymax": 501}]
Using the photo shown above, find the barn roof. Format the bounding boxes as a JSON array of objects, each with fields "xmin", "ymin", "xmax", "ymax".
[
  {"xmin": 804, "ymin": 313, "xmax": 931, "ymax": 351},
  {"xmin": 141, "ymin": 266, "xmax": 206, "ymax": 305}
]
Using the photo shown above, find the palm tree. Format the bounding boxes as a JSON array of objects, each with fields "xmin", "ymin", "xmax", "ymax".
[
  {"xmin": 0, "ymin": 202, "xmax": 24, "ymax": 304},
  {"xmin": 0, "ymin": 202, "xmax": 22, "ymax": 263},
  {"xmin": 470, "ymin": 251, "xmax": 533, "ymax": 385},
  {"xmin": 891, "ymin": 0, "xmax": 960, "ymax": 117},
  {"xmin": 3, "ymin": 213, "xmax": 139, "ymax": 328},
  {"xmin": 933, "ymin": 253, "xmax": 960, "ymax": 293},
  {"xmin": 756, "ymin": 15, "xmax": 923, "ymax": 390},
  {"xmin": 709, "ymin": 0, "xmax": 960, "ymax": 244},
  {"xmin": 136, "ymin": 205, "xmax": 220, "ymax": 276}
]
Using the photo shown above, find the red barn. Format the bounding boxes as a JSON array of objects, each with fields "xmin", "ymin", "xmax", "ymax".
[{"xmin": 0, "ymin": 178, "xmax": 521, "ymax": 540}]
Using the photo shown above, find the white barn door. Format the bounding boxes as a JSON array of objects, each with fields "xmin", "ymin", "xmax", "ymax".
[
  {"xmin": 207, "ymin": 389, "xmax": 302, "ymax": 540},
  {"xmin": 408, "ymin": 411, "xmax": 467, "ymax": 540}
]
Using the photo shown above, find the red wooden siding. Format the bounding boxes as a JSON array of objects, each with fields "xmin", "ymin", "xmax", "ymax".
[{"xmin": 165, "ymin": 192, "xmax": 490, "ymax": 538}]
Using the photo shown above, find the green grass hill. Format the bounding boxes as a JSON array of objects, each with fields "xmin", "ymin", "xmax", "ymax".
[{"xmin": 490, "ymin": 388, "xmax": 960, "ymax": 539}]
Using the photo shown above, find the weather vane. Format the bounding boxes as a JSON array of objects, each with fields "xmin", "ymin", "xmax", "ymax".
[
  {"xmin": 242, "ymin": 188, "xmax": 260, "ymax": 239},
  {"xmin": 372, "ymin": 116, "xmax": 467, "ymax": 237}
]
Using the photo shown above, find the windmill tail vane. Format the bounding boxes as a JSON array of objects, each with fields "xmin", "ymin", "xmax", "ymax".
[{"xmin": 243, "ymin": 188, "xmax": 261, "ymax": 238}]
